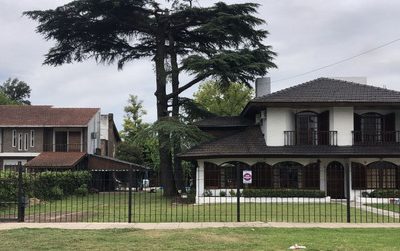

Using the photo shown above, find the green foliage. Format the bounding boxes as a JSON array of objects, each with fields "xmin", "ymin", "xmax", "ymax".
[
  {"xmin": 203, "ymin": 190, "xmax": 212, "ymax": 197},
  {"xmin": 0, "ymin": 92, "xmax": 19, "ymax": 105},
  {"xmin": 193, "ymin": 81, "xmax": 253, "ymax": 116},
  {"xmin": 219, "ymin": 191, "xmax": 226, "ymax": 197},
  {"xmin": 74, "ymin": 184, "xmax": 89, "ymax": 197},
  {"xmin": 135, "ymin": 117, "xmax": 211, "ymax": 152},
  {"xmin": 120, "ymin": 95, "xmax": 149, "ymax": 143},
  {"xmin": 115, "ymin": 142, "xmax": 144, "ymax": 165},
  {"xmin": 368, "ymin": 189, "xmax": 400, "ymax": 198},
  {"xmin": 229, "ymin": 190, "xmax": 236, "ymax": 197},
  {"xmin": 0, "ymin": 170, "xmax": 91, "ymax": 202},
  {"xmin": 241, "ymin": 189, "xmax": 326, "ymax": 198},
  {"xmin": 1, "ymin": 78, "xmax": 31, "ymax": 105}
]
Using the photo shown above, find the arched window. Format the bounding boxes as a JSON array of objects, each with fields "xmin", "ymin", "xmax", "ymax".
[
  {"xmin": 250, "ymin": 162, "xmax": 272, "ymax": 188},
  {"xmin": 274, "ymin": 161, "xmax": 304, "ymax": 189},
  {"xmin": 204, "ymin": 161, "xmax": 249, "ymax": 189},
  {"xmin": 367, "ymin": 161, "xmax": 398, "ymax": 189}
]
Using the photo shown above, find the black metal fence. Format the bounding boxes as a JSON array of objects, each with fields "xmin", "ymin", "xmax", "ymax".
[{"xmin": 0, "ymin": 162, "xmax": 399, "ymax": 223}]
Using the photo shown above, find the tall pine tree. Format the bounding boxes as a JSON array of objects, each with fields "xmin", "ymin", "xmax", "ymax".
[{"xmin": 24, "ymin": 0, "xmax": 276, "ymax": 196}]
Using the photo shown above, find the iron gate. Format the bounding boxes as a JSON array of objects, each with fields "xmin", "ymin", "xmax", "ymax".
[{"xmin": 0, "ymin": 163, "xmax": 24, "ymax": 222}]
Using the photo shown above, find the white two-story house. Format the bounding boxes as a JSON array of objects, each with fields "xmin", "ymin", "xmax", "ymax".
[{"xmin": 180, "ymin": 78, "xmax": 400, "ymax": 202}]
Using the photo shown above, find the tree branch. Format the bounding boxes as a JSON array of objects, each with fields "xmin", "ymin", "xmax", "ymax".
[{"xmin": 166, "ymin": 74, "xmax": 210, "ymax": 100}]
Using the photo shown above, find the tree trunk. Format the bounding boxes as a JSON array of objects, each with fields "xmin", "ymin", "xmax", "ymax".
[
  {"xmin": 169, "ymin": 32, "xmax": 186, "ymax": 193},
  {"xmin": 155, "ymin": 27, "xmax": 177, "ymax": 197}
]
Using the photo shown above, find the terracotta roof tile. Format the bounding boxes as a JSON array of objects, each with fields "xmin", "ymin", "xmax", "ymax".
[
  {"xmin": 0, "ymin": 105, "xmax": 99, "ymax": 127},
  {"xmin": 25, "ymin": 152, "xmax": 87, "ymax": 168}
]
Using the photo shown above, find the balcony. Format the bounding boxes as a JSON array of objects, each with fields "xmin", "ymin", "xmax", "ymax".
[
  {"xmin": 352, "ymin": 131, "xmax": 400, "ymax": 145},
  {"xmin": 43, "ymin": 144, "xmax": 84, "ymax": 152},
  {"xmin": 284, "ymin": 131, "xmax": 338, "ymax": 146}
]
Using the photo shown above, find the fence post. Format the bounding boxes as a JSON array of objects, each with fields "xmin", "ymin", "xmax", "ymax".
[
  {"xmin": 128, "ymin": 165, "xmax": 133, "ymax": 223},
  {"xmin": 236, "ymin": 163, "xmax": 241, "ymax": 222},
  {"xmin": 17, "ymin": 162, "xmax": 25, "ymax": 222},
  {"xmin": 345, "ymin": 161, "xmax": 351, "ymax": 223}
]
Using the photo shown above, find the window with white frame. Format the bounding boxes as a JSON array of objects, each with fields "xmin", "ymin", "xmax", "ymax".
[
  {"xmin": 12, "ymin": 130, "xmax": 17, "ymax": 147},
  {"xmin": 18, "ymin": 133, "xmax": 23, "ymax": 151},
  {"xmin": 24, "ymin": 133, "xmax": 28, "ymax": 151},
  {"xmin": 30, "ymin": 130, "xmax": 35, "ymax": 147}
]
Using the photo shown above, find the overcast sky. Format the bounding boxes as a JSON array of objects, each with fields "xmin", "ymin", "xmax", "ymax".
[{"xmin": 1, "ymin": 0, "xmax": 400, "ymax": 128}]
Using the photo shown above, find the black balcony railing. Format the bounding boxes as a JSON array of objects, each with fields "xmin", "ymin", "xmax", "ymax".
[
  {"xmin": 43, "ymin": 144, "xmax": 84, "ymax": 152},
  {"xmin": 352, "ymin": 131, "xmax": 400, "ymax": 145},
  {"xmin": 284, "ymin": 131, "xmax": 338, "ymax": 146}
]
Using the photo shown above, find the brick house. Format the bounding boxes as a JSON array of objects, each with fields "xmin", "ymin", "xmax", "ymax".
[{"xmin": 0, "ymin": 105, "xmax": 145, "ymax": 173}]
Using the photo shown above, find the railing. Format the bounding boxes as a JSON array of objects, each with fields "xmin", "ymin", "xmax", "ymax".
[
  {"xmin": 284, "ymin": 131, "xmax": 338, "ymax": 146},
  {"xmin": 43, "ymin": 144, "xmax": 84, "ymax": 152},
  {"xmin": 352, "ymin": 131, "xmax": 400, "ymax": 145}
]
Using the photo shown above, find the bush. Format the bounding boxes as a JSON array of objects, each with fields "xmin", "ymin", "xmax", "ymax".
[
  {"xmin": 369, "ymin": 189, "xmax": 400, "ymax": 198},
  {"xmin": 74, "ymin": 184, "xmax": 89, "ymax": 197},
  {"xmin": 31, "ymin": 171, "xmax": 91, "ymax": 200},
  {"xmin": 219, "ymin": 191, "xmax": 226, "ymax": 197},
  {"xmin": 203, "ymin": 190, "xmax": 212, "ymax": 196},
  {"xmin": 229, "ymin": 190, "xmax": 236, "ymax": 197},
  {"xmin": 241, "ymin": 189, "xmax": 325, "ymax": 198}
]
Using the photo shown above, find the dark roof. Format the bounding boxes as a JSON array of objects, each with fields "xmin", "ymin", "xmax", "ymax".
[
  {"xmin": 88, "ymin": 154, "xmax": 149, "ymax": 171},
  {"xmin": 193, "ymin": 116, "xmax": 253, "ymax": 128},
  {"xmin": 252, "ymin": 78, "xmax": 400, "ymax": 103},
  {"xmin": 0, "ymin": 105, "xmax": 99, "ymax": 127},
  {"xmin": 179, "ymin": 126, "xmax": 400, "ymax": 159},
  {"xmin": 25, "ymin": 152, "xmax": 87, "ymax": 168}
]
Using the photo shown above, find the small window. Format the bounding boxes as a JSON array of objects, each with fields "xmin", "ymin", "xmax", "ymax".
[
  {"xmin": 30, "ymin": 130, "xmax": 35, "ymax": 147},
  {"xmin": 12, "ymin": 130, "xmax": 17, "ymax": 147},
  {"xmin": 24, "ymin": 133, "xmax": 29, "ymax": 151},
  {"xmin": 18, "ymin": 133, "xmax": 23, "ymax": 151}
]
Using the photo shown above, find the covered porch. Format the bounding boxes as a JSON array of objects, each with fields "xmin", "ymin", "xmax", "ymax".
[{"xmin": 195, "ymin": 158, "xmax": 400, "ymax": 204}]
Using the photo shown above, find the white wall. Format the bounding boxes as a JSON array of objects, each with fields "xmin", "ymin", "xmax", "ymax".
[
  {"xmin": 265, "ymin": 108, "xmax": 294, "ymax": 146},
  {"xmin": 329, "ymin": 107, "xmax": 354, "ymax": 146},
  {"xmin": 100, "ymin": 115, "xmax": 109, "ymax": 140},
  {"xmin": 87, "ymin": 110, "xmax": 101, "ymax": 154}
]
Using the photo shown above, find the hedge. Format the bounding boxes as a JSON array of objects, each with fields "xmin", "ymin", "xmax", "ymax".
[
  {"xmin": 0, "ymin": 170, "xmax": 91, "ymax": 203},
  {"xmin": 241, "ymin": 189, "xmax": 326, "ymax": 198},
  {"xmin": 368, "ymin": 189, "xmax": 400, "ymax": 198}
]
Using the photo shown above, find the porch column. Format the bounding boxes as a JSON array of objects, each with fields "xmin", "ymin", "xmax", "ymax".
[
  {"xmin": 320, "ymin": 164, "xmax": 326, "ymax": 193},
  {"xmin": 196, "ymin": 161, "xmax": 205, "ymax": 204}
]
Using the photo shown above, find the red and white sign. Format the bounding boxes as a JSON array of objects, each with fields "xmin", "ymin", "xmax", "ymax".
[{"xmin": 243, "ymin": 170, "xmax": 252, "ymax": 184}]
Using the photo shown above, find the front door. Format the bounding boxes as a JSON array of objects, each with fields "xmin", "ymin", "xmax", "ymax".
[
  {"xmin": 55, "ymin": 131, "xmax": 68, "ymax": 152},
  {"xmin": 326, "ymin": 162, "xmax": 345, "ymax": 199}
]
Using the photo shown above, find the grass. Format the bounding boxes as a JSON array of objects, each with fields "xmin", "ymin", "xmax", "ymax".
[
  {"xmin": 1, "ymin": 192, "xmax": 399, "ymax": 223},
  {"xmin": 1, "ymin": 228, "xmax": 400, "ymax": 250},
  {"xmin": 368, "ymin": 203, "xmax": 400, "ymax": 213}
]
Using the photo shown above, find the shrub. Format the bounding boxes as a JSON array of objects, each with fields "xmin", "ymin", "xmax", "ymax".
[
  {"xmin": 203, "ymin": 190, "xmax": 212, "ymax": 196},
  {"xmin": 229, "ymin": 189, "xmax": 236, "ymax": 197},
  {"xmin": 31, "ymin": 171, "xmax": 91, "ymax": 200},
  {"xmin": 369, "ymin": 189, "xmax": 400, "ymax": 198},
  {"xmin": 241, "ymin": 189, "xmax": 325, "ymax": 198},
  {"xmin": 74, "ymin": 184, "xmax": 89, "ymax": 197},
  {"xmin": 219, "ymin": 191, "xmax": 226, "ymax": 197}
]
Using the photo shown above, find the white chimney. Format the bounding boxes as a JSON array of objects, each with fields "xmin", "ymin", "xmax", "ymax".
[{"xmin": 255, "ymin": 77, "xmax": 271, "ymax": 97}]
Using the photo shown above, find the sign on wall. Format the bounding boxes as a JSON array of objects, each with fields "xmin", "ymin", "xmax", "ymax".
[{"xmin": 243, "ymin": 170, "xmax": 252, "ymax": 184}]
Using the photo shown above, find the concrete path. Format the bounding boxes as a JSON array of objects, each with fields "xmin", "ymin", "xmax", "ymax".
[{"xmin": 1, "ymin": 222, "xmax": 400, "ymax": 230}]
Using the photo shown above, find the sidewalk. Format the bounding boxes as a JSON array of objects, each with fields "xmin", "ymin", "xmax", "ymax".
[{"xmin": 1, "ymin": 222, "xmax": 400, "ymax": 230}]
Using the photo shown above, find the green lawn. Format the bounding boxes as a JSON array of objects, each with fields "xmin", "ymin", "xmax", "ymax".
[
  {"xmin": 1, "ymin": 228, "xmax": 400, "ymax": 250},
  {"xmin": 1, "ymin": 192, "xmax": 399, "ymax": 223},
  {"xmin": 368, "ymin": 203, "xmax": 400, "ymax": 213}
]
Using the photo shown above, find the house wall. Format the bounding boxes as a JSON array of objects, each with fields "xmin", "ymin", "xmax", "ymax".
[
  {"xmin": 87, "ymin": 111, "xmax": 101, "ymax": 154},
  {"xmin": 1, "ymin": 128, "xmax": 44, "ymax": 153},
  {"xmin": 262, "ymin": 106, "xmax": 400, "ymax": 146}
]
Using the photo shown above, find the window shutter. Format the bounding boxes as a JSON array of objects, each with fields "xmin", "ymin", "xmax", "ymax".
[
  {"xmin": 354, "ymin": 113, "xmax": 362, "ymax": 144},
  {"xmin": 384, "ymin": 113, "xmax": 396, "ymax": 143},
  {"xmin": 351, "ymin": 162, "xmax": 366, "ymax": 189},
  {"xmin": 318, "ymin": 111, "xmax": 330, "ymax": 145}
]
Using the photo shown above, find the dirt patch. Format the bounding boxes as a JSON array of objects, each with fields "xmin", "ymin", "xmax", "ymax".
[{"xmin": 25, "ymin": 211, "xmax": 97, "ymax": 223}]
